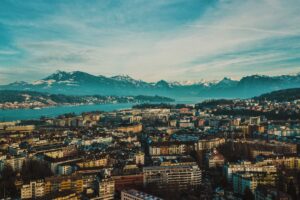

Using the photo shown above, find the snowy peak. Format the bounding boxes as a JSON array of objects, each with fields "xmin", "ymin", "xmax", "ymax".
[
  {"xmin": 111, "ymin": 75, "xmax": 135, "ymax": 81},
  {"xmin": 44, "ymin": 70, "xmax": 71, "ymax": 81},
  {"xmin": 111, "ymin": 75, "xmax": 142, "ymax": 84},
  {"xmin": 2, "ymin": 70, "xmax": 300, "ymax": 98}
]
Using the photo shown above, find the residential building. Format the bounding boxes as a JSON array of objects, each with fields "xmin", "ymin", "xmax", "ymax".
[
  {"xmin": 21, "ymin": 180, "xmax": 45, "ymax": 199},
  {"xmin": 143, "ymin": 164, "xmax": 201, "ymax": 190},
  {"xmin": 98, "ymin": 178, "xmax": 115, "ymax": 200},
  {"xmin": 121, "ymin": 189, "xmax": 163, "ymax": 200}
]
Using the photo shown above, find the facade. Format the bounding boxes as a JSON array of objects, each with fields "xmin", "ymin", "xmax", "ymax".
[
  {"xmin": 194, "ymin": 138, "xmax": 225, "ymax": 151},
  {"xmin": 58, "ymin": 165, "xmax": 73, "ymax": 175},
  {"xmin": 121, "ymin": 189, "xmax": 163, "ymax": 200},
  {"xmin": 259, "ymin": 156, "xmax": 300, "ymax": 170},
  {"xmin": 143, "ymin": 164, "xmax": 201, "ymax": 190},
  {"xmin": 21, "ymin": 180, "xmax": 45, "ymax": 199},
  {"xmin": 224, "ymin": 161, "xmax": 277, "ymax": 182},
  {"xmin": 135, "ymin": 152, "xmax": 145, "ymax": 165},
  {"xmin": 207, "ymin": 149, "xmax": 225, "ymax": 168},
  {"xmin": 44, "ymin": 175, "xmax": 83, "ymax": 195},
  {"xmin": 149, "ymin": 142, "xmax": 187, "ymax": 156},
  {"xmin": 113, "ymin": 174, "xmax": 144, "ymax": 192},
  {"xmin": 5, "ymin": 156, "xmax": 26, "ymax": 172},
  {"xmin": 77, "ymin": 157, "xmax": 108, "ymax": 169},
  {"xmin": 98, "ymin": 178, "xmax": 115, "ymax": 200},
  {"xmin": 232, "ymin": 172, "xmax": 277, "ymax": 195},
  {"xmin": 249, "ymin": 117, "xmax": 261, "ymax": 125},
  {"xmin": 117, "ymin": 124, "xmax": 143, "ymax": 133}
]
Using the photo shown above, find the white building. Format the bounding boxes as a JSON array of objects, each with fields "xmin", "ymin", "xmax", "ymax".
[{"xmin": 143, "ymin": 164, "xmax": 201, "ymax": 190}]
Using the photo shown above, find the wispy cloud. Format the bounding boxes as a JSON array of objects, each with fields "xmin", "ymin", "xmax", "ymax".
[{"xmin": 0, "ymin": 0, "xmax": 299, "ymax": 83}]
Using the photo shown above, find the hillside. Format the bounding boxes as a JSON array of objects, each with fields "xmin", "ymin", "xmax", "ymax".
[
  {"xmin": 255, "ymin": 88, "xmax": 300, "ymax": 102},
  {"xmin": 0, "ymin": 90, "xmax": 174, "ymax": 109}
]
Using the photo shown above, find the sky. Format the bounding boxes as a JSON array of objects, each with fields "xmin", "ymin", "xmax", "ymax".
[{"xmin": 0, "ymin": 0, "xmax": 300, "ymax": 84}]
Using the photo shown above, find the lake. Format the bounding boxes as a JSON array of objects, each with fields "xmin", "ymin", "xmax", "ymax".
[
  {"xmin": 0, "ymin": 97, "xmax": 207, "ymax": 121},
  {"xmin": 0, "ymin": 103, "xmax": 134, "ymax": 121}
]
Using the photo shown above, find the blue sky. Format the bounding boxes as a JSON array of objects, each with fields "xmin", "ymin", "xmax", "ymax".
[{"xmin": 0, "ymin": 0, "xmax": 300, "ymax": 84}]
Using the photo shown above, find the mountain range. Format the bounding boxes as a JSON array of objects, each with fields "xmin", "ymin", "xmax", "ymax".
[{"xmin": 1, "ymin": 70, "xmax": 300, "ymax": 98}]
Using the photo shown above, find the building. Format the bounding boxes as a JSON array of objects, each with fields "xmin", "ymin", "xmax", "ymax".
[
  {"xmin": 44, "ymin": 175, "xmax": 83, "ymax": 195},
  {"xmin": 179, "ymin": 119, "xmax": 194, "ymax": 128},
  {"xmin": 249, "ymin": 117, "xmax": 261, "ymax": 125},
  {"xmin": 135, "ymin": 152, "xmax": 145, "ymax": 165},
  {"xmin": 21, "ymin": 180, "xmax": 45, "ymax": 199},
  {"xmin": 117, "ymin": 124, "xmax": 143, "ymax": 133},
  {"xmin": 121, "ymin": 189, "xmax": 163, "ymax": 200},
  {"xmin": 224, "ymin": 161, "xmax": 277, "ymax": 182},
  {"xmin": 207, "ymin": 148, "xmax": 225, "ymax": 168},
  {"xmin": 4, "ymin": 125, "xmax": 35, "ymax": 133},
  {"xmin": 259, "ymin": 156, "xmax": 300, "ymax": 170},
  {"xmin": 194, "ymin": 138, "xmax": 225, "ymax": 151},
  {"xmin": 76, "ymin": 156, "xmax": 109, "ymax": 169},
  {"xmin": 98, "ymin": 178, "xmax": 115, "ymax": 200},
  {"xmin": 44, "ymin": 191, "xmax": 80, "ymax": 200},
  {"xmin": 143, "ymin": 164, "xmax": 201, "ymax": 190},
  {"xmin": 232, "ymin": 171, "xmax": 277, "ymax": 195},
  {"xmin": 58, "ymin": 165, "xmax": 73, "ymax": 175},
  {"xmin": 255, "ymin": 185, "xmax": 291, "ymax": 200},
  {"xmin": 149, "ymin": 142, "xmax": 188, "ymax": 156},
  {"xmin": 113, "ymin": 174, "xmax": 144, "ymax": 192},
  {"xmin": 5, "ymin": 155, "xmax": 26, "ymax": 172}
]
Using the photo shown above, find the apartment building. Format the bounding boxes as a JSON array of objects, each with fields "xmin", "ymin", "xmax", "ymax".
[
  {"xmin": 232, "ymin": 171, "xmax": 277, "ymax": 195},
  {"xmin": 143, "ymin": 164, "xmax": 201, "ymax": 190},
  {"xmin": 121, "ymin": 189, "xmax": 163, "ymax": 200},
  {"xmin": 21, "ymin": 180, "xmax": 45, "ymax": 199},
  {"xmin": 98, "ymin": 178, "xmax": 115, "ymax": 200}
]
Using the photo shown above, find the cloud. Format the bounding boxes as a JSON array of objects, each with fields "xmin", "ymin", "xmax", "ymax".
[
  {"xmin": 0, "ymin": 49, "xmax": 19, "ymax": 55},
  {"xmin": 0, "ymin": 0, "xmax": 300, "ymax": 83}
]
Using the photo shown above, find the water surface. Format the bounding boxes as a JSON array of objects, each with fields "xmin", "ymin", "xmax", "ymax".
[{"xmin": 0, "ymin": 97, "xmax": 208, "ymax": 121}]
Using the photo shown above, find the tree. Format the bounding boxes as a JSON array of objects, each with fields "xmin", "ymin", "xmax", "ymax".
[
  {"xmin": 243, "ymin": 187, "xmax": 254, "ymax": 200},
  {"xmin": 0, "ymin": 164, "xmax": 17, "ymax": 198},
  {"xmin": 287, "ymin": 180, "xmax": 297, "ymax": 200},
  {"xmin": 21, "ymin": 159, "xmax": 53, "ymax": 182}
]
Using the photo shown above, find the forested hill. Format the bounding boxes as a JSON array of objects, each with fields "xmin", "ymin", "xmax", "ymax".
[{"xmin": 255, "ymin": 88, "xmax": 300, "ymax": 102}]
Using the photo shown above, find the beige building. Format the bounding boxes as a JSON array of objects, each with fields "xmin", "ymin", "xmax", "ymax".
[
  {"xmin": 135, "ymin": 152, "xmax": 145, "ymax": 165},
  {"xmin": 194, "ymin": 138, "xmax": 225, "ymax": 151},
  {"xmin": 98, "ymin": 178, "xmax": 115, "ymax": 200},
  {"xmin": 21, "ymin": 180, "xmax": 45, "ymax": 199},
  {"xmin": 117, "ymin": 124, "xmax": 143, "ymax": 133}
]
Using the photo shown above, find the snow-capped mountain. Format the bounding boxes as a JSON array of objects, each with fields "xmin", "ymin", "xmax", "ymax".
[{"xmin": 2, "ymin": 70, "xmax": 300, "ymax": 98}]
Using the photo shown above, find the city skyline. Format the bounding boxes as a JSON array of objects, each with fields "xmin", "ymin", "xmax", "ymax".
[{"xmin": 1, "ymin": 0, "xmax": 300, "ymax": 84}]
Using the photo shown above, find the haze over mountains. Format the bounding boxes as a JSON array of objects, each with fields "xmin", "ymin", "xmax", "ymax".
[{"xmin": 1, "ymin": 70, "xmax": 300, "ymax": 98}]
